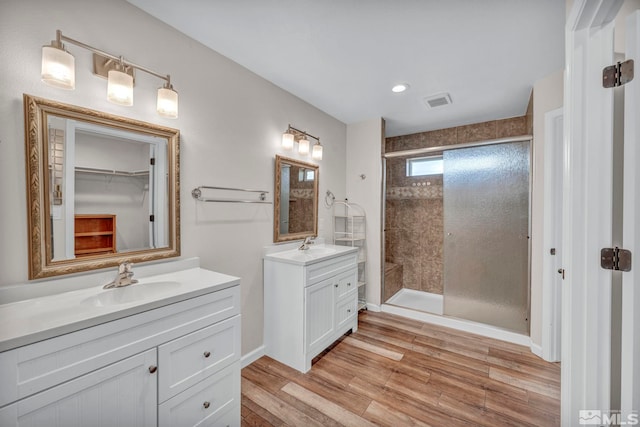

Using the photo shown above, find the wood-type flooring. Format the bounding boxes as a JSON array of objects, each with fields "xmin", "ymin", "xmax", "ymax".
[{"xmin": 241, "ymin": 311, "xmax": 560, "ymax": 426}]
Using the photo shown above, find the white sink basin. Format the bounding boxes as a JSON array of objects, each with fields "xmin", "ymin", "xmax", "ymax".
[
  {"xmin": 263, "ymin": 244, "xmax": 357, "ymax": 266},
  {"xmin": 82, "ymin": 281, "xmax": 182, "ymax": 306},
  {"xmin": 299, "ymin": 246, "xmax": 337, "ymax": 256}
]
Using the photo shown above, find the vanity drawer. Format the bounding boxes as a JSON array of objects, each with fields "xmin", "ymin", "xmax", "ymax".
[
  {"xmin": 0, "ymin": 285, "xmax": 240, "ymax": 408},
  {"xmin": 306, "ymin": 252, "xmax": 358, "ymax": 285},
  {"xmin": 335, "ymin": 268, "xmax": 357, "ymax": 300},
  {"xmin": 158, "ymin": 361, "xmax": 240, "ymax": 427},
  {"xmin": 336, "ymin": 293, "xmax": 358, "ymax": 331},
  {"xmin": 158, "ymin": 315, "xmax": 240, "ymax": 402}
]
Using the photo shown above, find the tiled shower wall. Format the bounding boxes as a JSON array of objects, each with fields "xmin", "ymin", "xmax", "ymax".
[
  {"xmin": 288, "ymin": 166, "xmax": 315, "ymax": 234},
  {"xmin": 384, "ymin": 106, "xmax": 533, "ymax": 298}
]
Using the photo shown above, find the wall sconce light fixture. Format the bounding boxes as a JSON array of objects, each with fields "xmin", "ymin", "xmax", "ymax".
[
  {"xmin": 41, "ymin": 30, "xmax": 179, "ymax": 118},
  {"xmin": 281, "ymin": 124, "xmax": 323, "ymax": 160}
]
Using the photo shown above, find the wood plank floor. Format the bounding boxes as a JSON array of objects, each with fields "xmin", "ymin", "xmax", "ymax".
[{"xmin": 241, "ymin": 311, "xmax": 560, "ymax": 426}]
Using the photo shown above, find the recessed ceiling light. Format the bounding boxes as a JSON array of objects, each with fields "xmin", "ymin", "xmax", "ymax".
[{"xmin": 392, "ymin": 83, "xmax": 409, "ymax": 93}]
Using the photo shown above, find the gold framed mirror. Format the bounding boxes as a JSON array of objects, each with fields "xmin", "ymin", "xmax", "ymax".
[
  {"xmin": 24, "ymin": 94, "xmax": 180, "ymax": 279},
  {"xmin": 273, "ymin": 155, "xmax": 318, "ymax": 242}
]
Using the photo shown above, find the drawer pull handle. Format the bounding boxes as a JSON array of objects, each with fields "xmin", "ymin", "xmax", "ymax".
[
  {"xmin": 204, "ymin": 351, "xmax": 211, "ymax": 358},
  {"xmin": 148, "ymin": 365, "xmax": 158, "ymax": 374},
  {"xmin": 203, "ymin": 401, "xmax": 211, "ymax": 409}
]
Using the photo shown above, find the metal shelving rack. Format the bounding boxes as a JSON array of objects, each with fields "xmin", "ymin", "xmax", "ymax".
[{"xmin": 333, "ymin": 201, "xmax": 367, "ymax": 311}]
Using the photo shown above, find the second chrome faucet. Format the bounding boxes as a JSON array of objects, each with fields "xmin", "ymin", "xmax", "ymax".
[{"xmin": 298, "ymin": 236, "xmax": 315, "ymax": 251}]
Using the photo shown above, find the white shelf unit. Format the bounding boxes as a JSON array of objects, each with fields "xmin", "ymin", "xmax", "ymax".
[{"xmin": 333, "ymin": 201, "xmax": 367, "ymax": 311}]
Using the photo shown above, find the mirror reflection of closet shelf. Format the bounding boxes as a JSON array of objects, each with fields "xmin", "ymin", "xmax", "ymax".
[
  {"xmin": 74, "ymin": 214, "xmax": 116, "ymax": 257},
  {"xmin": 75, "ymin": 166, "xmax": 149, "ymax": 177}
]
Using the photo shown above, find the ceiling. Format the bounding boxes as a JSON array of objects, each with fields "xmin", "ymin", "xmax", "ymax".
[{"xmin": 127, "ymin": 0, "xmax": 565, "ymax": 137}]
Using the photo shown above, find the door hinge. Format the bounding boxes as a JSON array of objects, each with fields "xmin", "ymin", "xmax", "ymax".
[
  {"xmin": 150, "ymin": 215, "xmax": 155, "ymax": 222},
  {"xmin": 150, "ymin": 157, "xmax": 155, "ymax": 166},
  {"xmin": 603, "ymin": 59, "xmax": 634, "ymax": 88},
  {"xmin": 601, "ymin": 247, "xmax": 632, "ymax": 272}
]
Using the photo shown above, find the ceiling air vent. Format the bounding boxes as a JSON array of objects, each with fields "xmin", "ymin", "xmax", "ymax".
[{"xmin": 424, "ymin": 93, "xmax": 452, "ymax": 109}]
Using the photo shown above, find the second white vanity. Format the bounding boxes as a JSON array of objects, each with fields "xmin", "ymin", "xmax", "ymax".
[
  {"xmin": 264, "ymin": 243, "xmax": 359, "ymax": 373},
  {"xmin": 0, "ymin": 259, "xmax": 241, "ymax": 427}
]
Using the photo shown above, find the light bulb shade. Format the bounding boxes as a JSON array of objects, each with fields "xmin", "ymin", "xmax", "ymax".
[
  {"xmin": 282, "ymin": 132, "xmax": 294, "ymax": 150},
  {"xmin": 41, "ymin": 45, "xmax": 75, "ymax": 89},
  {"xmin": 107, "ymin": 69, "xmax": 133, "ymax": 106},
  {"xmin": 312, "ymin": 143, "xmax": 323, "ymax": 160},
  {"xmin": 157, "ymin": 85, "xmax": 178, "ymax": 118},
  {"xmin": 298, "ymin": 138, "xmax": 310, "ymax": 155}
]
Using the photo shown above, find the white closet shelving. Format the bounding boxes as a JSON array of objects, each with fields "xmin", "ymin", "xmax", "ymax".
[{"xmin": 333, "ymin": 201, "xmax": 367, "ymax": 311}]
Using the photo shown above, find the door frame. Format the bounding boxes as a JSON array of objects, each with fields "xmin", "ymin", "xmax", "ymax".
[
  {"xmin": 541, "ymin": 107, "xmax": 563, "ymax": 362},
  {"xmin": 621, "ymin": 9, "xmax": 640, "ymax": 419},
  {"xmin": 562, "ymin": 0, "xmax": 623, "ymax": 424}
]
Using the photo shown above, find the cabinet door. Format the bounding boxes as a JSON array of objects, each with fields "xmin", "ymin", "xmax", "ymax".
[
  {"xmin": 305, "ymin": 278, "xmax": 335, "ymax": 353},
  {"xmin": 0, "ymin": 349, "xmax": 157, "ymax": 427}
]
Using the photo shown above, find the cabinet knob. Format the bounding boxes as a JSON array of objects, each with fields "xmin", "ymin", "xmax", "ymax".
[
  {"xmin": 148, "ymin": 365, "xmax": 158, "ymax": 374},
  {"xmin": 335, "ymin": 284, "xmax": 339, "ymax": 288},
  {"xmin": 347, "ymin": 309, "xmax": 351, "ymax": 313},
  {"xmin": 204, "ymin": 351, "xmax": 211, "ymax": 358},
  {"xmin": 347, "ymin": 282, "xmax": 351, "ymax": 287},
  {"xmin": 203, "ymin": 401, "xmax": 211, "ymax": 409}
]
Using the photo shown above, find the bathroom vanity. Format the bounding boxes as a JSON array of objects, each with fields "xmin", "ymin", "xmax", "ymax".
[
  {"xmin": 0, "ymin": 264, "xmax": 241, "ymax": 427},
  {"xmin": 263, "ymin": 244, "xmax": 359, "ymax": 373}
]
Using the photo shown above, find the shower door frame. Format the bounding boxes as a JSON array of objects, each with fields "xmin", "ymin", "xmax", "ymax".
[{"xmin": 381, "ymin": 135, "xmax": 533, "ymax": 333}]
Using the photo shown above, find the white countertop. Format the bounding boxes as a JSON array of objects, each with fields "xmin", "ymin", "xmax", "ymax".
[
  {"xmin": 263, "ymin": 243, "xmax": 358, "ymax": 266},
  {"xmin": 0, "ymin": 267, "xmax": 239, "ymax": 352}
]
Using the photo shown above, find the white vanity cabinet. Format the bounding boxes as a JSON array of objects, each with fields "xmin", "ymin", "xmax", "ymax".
[
  {"xmin": 264, "ymin": 247, "xmax": 358, "ymax": 373},
  {"xmin": 0, "ymin": 273, "xmax": 241, "ymax": 427}
]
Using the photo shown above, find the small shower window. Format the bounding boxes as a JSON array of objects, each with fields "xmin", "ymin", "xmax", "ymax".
[{"xmin": 406, "ymin": 155, "xmax": 443, "ymax": 176}]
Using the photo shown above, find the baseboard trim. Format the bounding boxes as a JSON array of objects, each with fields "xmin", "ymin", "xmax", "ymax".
[
  {"xmin": 241, "ymin": 345, "xmax": 265, "ymax": 368},
  {"xmin": 530, "ymin": 342, "xmax": 544, "ymax": 359},
  {"xmin": 381, "ymin": 303, "xmax": 531, "ymax": 347},
  {"xmin": 365, "ymin": 303, "xmax": 381, "ymax": 312}
]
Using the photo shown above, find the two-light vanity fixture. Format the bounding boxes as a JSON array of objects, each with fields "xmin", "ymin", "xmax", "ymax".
[
  {"xmin": 282, "ymin": 125, "xmax": 323, "ymax": 160},
  {"xmin": 41, "ymin": 30, "xmax": 178, "ymax": 118}
]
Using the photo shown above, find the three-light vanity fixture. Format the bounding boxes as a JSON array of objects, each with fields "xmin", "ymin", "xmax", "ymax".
[
  {"xmin": 41, "ymin": 30, "xmax": 179, "ymax": 118},
  {"xmin": 281, "ymin": 125, "xmax": 323, "ymax": 160}
]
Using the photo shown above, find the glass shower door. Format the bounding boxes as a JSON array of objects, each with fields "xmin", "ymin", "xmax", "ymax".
[{"xmin": 443, "ymin": 141, "xmax": 530, "ymax": 334}]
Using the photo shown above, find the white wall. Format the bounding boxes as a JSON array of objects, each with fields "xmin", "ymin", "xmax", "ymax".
[
  {"xmin": 346, "ymin": 118, "xmax": 384, "ymax": 307},
  {"xmin": 0, "ymin": 0, "xmax": 347, "ymax": 356},
  {"xmin": 530, "ymin": 69, "xmax": 564, "ymax": 346}
]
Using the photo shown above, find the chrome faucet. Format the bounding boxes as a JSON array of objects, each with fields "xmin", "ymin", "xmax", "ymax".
[
  {"xmin": 104, "ymin": 262, "xmax": 138, "ymax": 289},
  {"xmin": 298, "ymin": 236, "xmax": 315, "ymax": 251}
]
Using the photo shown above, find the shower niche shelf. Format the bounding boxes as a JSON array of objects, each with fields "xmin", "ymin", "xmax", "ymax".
[{"xmin": 333, "ymin": 201, "xmax": 367, "ymax": 311}]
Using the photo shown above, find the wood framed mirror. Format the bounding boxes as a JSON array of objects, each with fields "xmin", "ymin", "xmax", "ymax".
[
  {"xmin": 273, "ymin": 155, "xmax": 318, "ymax": 242},
  {"xmin": 24, "ymin": 94, "xmax": 180, "ymax": 279}
]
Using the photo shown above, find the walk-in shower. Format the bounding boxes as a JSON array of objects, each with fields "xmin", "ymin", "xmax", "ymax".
[{"xmin": 382, "ymin": 136, "xmax": 531, "ymax": 337}]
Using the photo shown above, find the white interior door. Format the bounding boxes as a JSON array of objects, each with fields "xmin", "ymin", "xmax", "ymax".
[
  {"xmin": 563, "ymin": 0, "xmax": 623, "ymax": 424},
  {"xmin": 621, "ymin": 9, "xmax": 640, "ymax": 420}
]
